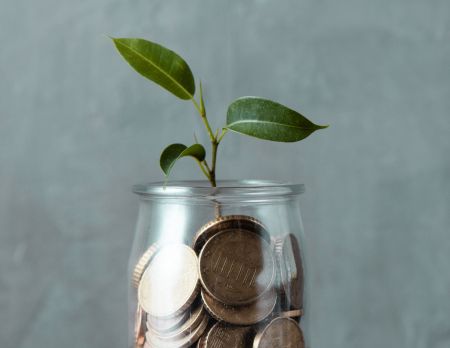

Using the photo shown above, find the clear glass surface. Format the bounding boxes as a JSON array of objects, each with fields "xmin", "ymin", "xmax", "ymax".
[{"xmin": 128, "ymin": 180, "xmax": 310, "ymax": 348}]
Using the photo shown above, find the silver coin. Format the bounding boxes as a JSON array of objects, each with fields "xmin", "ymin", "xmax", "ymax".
[
  {"xmin": 145, "ymin": 312, "xmax": 209, "ymax": 348},
  {"xmin": 132, "ymin": 242, "xmax": 162, "ymax": 288},
  {"xmin": 147, "ymin": 304, "xmax": 205, "ymax": 341},
  {"xmin": 138, "ymin": 244, "xmax": 199, "ymax": 318},
  {"xmin": 147, "ymin": 310, "xmax": 188, "ymax": 334}
]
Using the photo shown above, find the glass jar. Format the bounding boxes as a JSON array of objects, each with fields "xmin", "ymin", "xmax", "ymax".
[{"xmin": 128, "ymin": 180, "xmax": 309, "ymax": 348}]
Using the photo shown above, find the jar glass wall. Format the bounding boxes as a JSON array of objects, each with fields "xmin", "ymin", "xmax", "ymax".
[{"xmin": 128, "ymin": 181, "xmax": 310, "ymax": 348}]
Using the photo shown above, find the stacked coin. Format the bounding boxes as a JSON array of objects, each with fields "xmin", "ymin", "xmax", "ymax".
[{"xmin": 133, "ymin": 215, "xmax": 305, "ymax": 348}]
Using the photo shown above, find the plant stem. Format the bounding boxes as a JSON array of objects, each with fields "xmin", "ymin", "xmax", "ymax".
[
  {"xmin": 195, "ymin": 159, "xmax": 211, "ymax": 181},
  {"xmin": 217, "ymin": 128, "xmax": 228, "ymax": 143},
  {"xmin": 210, "ymin": 138, "xmax": 218, "ymax": 187},
  {"xmin": 191, "ymin": 96, "xmax": 227, "ymax": 187},
  {"xmin": 192, "ymin": 99, "xmax": 215, "ymax": 142},
  {"xmin": 203, "ymin": 160, "xmax": 212, "ymax": 173}
]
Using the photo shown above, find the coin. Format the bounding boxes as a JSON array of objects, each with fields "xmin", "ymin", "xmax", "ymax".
[
  {"xmin": 201, "ymin": 288, "xmax": 277, "ymax": 325},
  {"xmin": 138, "ymin": 244, "xmax": 199, "ymax": 318},
  {"xmin": 274, "ymin": 234, "xmax": 304, "ymax": 310},
  {"xmin": 195, "ymin": 319, "xmax": 216, "ymax": 348},
  {"xmin": 135, "ymin": 306, "xmax": 147, "ymax": 348},
  {"xmin": 203, "ymin": 322, "xmax": 255, "ymax": 348},
  {"xmin": 279, "ymin": 309, "xmax": 304, "ymax": 319},
  {"xmin": 148, "ymin": 304, "xmax": 205, "ymax": 341},
  {"xmin": 253, "ymin": 317, "xmax": 305, "ymax": 348},
  {"xmin": 132, "ymin": 242, "xmax": 161, "ymax": 288},
  {"xmin": 147, "ymin": 310, "xmax": 188, "ymax": 334},
  {"xmin": 196, "ymin": 335, "xmax": 206, "ymax": 348},
  {"xmin": 145, "ymin": 312, "xmax": 209, "ymax": 348},
  {"xmin": 199, "ymin": 229, "xmax": 275, "ymax": 305},
  {"xmin": 192, "ymin": 215, "xmax": 271, "ymax": 254}
]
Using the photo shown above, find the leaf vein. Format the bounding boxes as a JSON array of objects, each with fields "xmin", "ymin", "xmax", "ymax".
[
  {"xmin": 115, "ymin": 40, "xmax": 193, "ymax": 99},
  {"xmin": 227, "ymin": 119, "xmax": 318, "ymax": 130}
]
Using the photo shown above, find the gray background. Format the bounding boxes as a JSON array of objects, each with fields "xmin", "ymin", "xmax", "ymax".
[{"xmin": 1, "ymin": 0, "xmax": 449, "ymax": 347}]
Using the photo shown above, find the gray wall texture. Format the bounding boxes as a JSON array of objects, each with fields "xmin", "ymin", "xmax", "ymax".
[{"xmin": 1, "ymin": 0, "xmax": 449, "ymax": 347}]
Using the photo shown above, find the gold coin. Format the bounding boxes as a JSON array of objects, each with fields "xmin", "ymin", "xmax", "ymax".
[
  {"xmin": 132, "ymin": 242, "xmax": 161, "ymax": 288},
  {"xmin": 147, "ymin": 304, "xmax": 205, "ymax": 341},
  {"xmin": 138, "ymin": 244, "xmax": 199, "ymax": 318},
  {"xmin": 253, "ymin": 317, "xmax": 305, "ymax": 348},
  {"xmin": 192, "ymin": 215, "xmax": 271, "ymax": 254},
  {"xmin": 145, "ymin": 312, "xmax": 209, "ymax": 348},
  {"xmin": 201, "ymin": 288, "xmax": 276, "ymax": 326},
  {"xmin": 135, "ymin": 306, "xmax": 147, "ymax": 348},
  {"xmin": 199, "ymin": 229, "xmax": 275, "ymax": 305},
  {"xmin": 274, "ymin": 234, "xmax": 304, "ymax": 310},
  {"xmin": 279, "ymin": 309, "xmax": 304, "ymax": 319},
  {"xmin": 203, "ymin": 322, "xmax": 255, "ymax": 348}
]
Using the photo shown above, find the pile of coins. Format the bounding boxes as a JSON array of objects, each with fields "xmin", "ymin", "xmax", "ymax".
[{"xmin": 132, "ymin": 215, "xmax": 305, "ymax": 348}]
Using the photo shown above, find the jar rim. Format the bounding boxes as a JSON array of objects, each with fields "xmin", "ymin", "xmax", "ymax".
[{"xmin": 133, "ymin": 180, "xmax": 304, "ymax": 200}]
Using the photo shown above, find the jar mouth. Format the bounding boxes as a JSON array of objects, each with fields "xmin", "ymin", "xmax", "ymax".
[{"xmin": 133, "ymin": 180, "xmax": 304, "ymax": 201}]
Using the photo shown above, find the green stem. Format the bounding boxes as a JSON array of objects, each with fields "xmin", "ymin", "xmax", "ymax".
[
  {"xmin": 195, "ymin": 159, "xmax": 211, "ymax": 181},
  {"xmin": 203, "ymin": 160, "xmax": 212, "ymax": 173},
  {"xmin": 217, "ymin": 128, "xmax": 228, "ymax": 143},
  {"xmin": 191, "ymin": 98, "xmax": 202, "ymax": 116},
  {"xmin": 191, "ymin": 93, "xmax": 228, "ymax": 187},
  {"xmin": 210, "ymin": 139, "xmax": 218, "ymax": 187},
  {"xmin": 192, "ymin": 98, "xmax": 215, "ymax": 142}
]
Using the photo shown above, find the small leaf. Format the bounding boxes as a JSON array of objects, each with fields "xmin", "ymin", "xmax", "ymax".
[
  {"xmin": 160, "ymin": 143, "xmax": 206, "ymax": 177},
  {"xmin": 111, "ymin": 38, "xmax": 195, "ymax": 100},
  {"xmin": 226, "ymin": 97, "xmax": 328, "ymax": 142}
]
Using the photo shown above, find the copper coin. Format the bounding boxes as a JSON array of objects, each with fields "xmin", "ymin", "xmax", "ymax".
[
  {"xmin": 253, "ymin": 317, "xmax": 305, "ymax": 348},
  {"xmin": 135, "ymin": 306, "xmax": 147, "ymax": 348},
  {"xmin": 274, "ymin": 234, "xmax": 304, "ymax": 310},
  {"xmin": 203, "ymin": 322, "xmax": 255, "ymax": 348},
  {"xmin": 196, "ymin": 336, "xmax": 206, "ymax": 348},
  {"xmin": 195, "ymin": 319, "xmax": 215, "ymax": 348},
  {"xmin": 138, "ymin": 244, "xmax": 199, "ymax": 318},
  {"xmin": 199, "ymin": 229, "xmax": 275, "ymax": 305},
  {"xmin": 147, "ymin": 304, "xmax": 205, "ymax": 341},
  {"xmin": 279, "ymin": 309, "xmax": 304, "ymax": 319},
  {"xmin": 132, "ymin": 242, "xmax": 161, "ymax": 288},
  {"xmin": 192, "ymin": 215, "xmax": 271, "ymax": 254},
  {"xmin": 201, "ymin": 288, "xmax": 276, "ymax": 325},
  {"xmin": 145, "ymin": 312, "xmax": 209, "ymax": 348},
  {"xmin": 147, "ymin": 310, "xmax": 188, "ymax": 334}
]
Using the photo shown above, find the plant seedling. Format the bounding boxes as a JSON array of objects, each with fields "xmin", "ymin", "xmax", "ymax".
[{"xmin": 111, "ymin": 38, "xmax": 328, "ymax": 187}]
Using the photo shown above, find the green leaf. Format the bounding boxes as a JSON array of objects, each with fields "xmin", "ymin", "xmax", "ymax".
[
  {"xmin": 111, "ymin": 38, "xmax": 195, "ymax": 100},
  {"xmin": 226, "ymin": 97, "xmax": 328, "ymax": 142},
  {"xmin": 160, "ymin": 143, "xmax": 206, "ymax": 177}
]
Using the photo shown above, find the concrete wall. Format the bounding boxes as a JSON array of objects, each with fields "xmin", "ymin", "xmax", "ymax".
[{"xmin": 1, "ymin": 0, "xmax": 449, "ymax": 347}]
